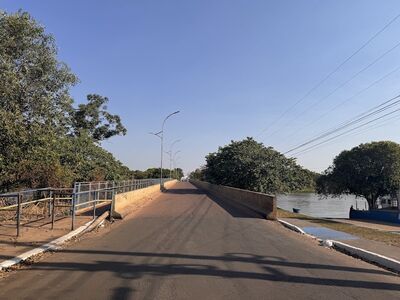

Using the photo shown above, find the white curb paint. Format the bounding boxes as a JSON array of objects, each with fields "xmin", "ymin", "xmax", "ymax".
[
  {"xmin": 277, "ymin": 219, "xmax": 306, "ymax": 234},
  {"xmin": 278, "ymin": 218, "xmax": 400, "ymax": 273},
  {"xmin": 278, "ymin": 219, "xmax": 320, "ymax": 240},
  {"xmin": 0, "ymin": 219, "xmax": 95, "ymax": 270},
  {"xmin": 328, "ymin": 240, "xmax": 400, "ymax": 273}
]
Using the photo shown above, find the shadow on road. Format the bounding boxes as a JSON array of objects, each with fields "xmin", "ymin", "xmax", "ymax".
[
  {"xmin": 111, "ymin": 286, "xmax": 134, "ymax": 300},
  {"xmin": 0, "ymin": 254, "xmax": 14, "ymax": 260},
  {"xmin": 207, "ymin": 193, "xmax": 265, "ymax": 219},
  {"xmin": 167, "ymin": 187, "xmax": 263, "ymax": 219},
  {"xmin": 166, "ymin": 188, "xmax": 204, "ymax": 195},
  {"xmin": 77, "ymin": 203, "xmax": 111, "ymax": 217},
  {"xmin": 23, "ymin": 250, "xmax": 400, "ymax": 292}
]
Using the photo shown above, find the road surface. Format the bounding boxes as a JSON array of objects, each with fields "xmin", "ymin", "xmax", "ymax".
[{"xmin": 0, "ymin": 182, "xmax": 399, "ymax": 299}]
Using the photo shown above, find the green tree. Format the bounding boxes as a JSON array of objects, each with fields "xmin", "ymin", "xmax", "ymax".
[
  {"xmin": 204, "ymin": 137, "xmax": 316, "ymax": 194},
  {"xmin": 189, "ymin": 168, "xmax": 206, "ymax": 181},
  {"xmin": 173, "ymin": 168, "xmax": 184, "ymax": 180},
  {"xmin": 0, "ymin": 11, "xmax": 77, "ymax": 190},
  {"xmin": 143, "ymin": 168, "xmax": 173, "ymax": 179},
  {"xmin": 59, "ymin": 132, "xmax": 132, "ymax": 183},
  {"xmin": 0, "ymin": 11, "xmax": 132, "ymax": 191},
  {"xmin": 132, "ymin": 170, "xmax": 148, "ymax": 179},
  {"xmin": 72, "ymin": 94, "xmax": 127, "ymax": 142},
  {"xmin": 317, "ymin": 141, "xmax": 400, "ymax": 209}
]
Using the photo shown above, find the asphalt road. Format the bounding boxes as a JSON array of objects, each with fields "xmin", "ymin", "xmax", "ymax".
[{"xmin": 0, "ymin": 182, "xmax": 399, "ymax": 300}]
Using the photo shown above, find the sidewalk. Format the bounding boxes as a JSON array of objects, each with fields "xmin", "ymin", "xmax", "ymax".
[
  {"xmin": 329, "ymin": 218, "xmax": 400, "ymax": 233},
  {"xmin": 280, "ymin": 217, "xmax": 400, "ymax": 262}
]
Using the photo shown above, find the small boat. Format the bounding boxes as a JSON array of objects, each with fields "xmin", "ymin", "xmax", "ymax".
[{"xmin": 292, "ymin": 208, "xmax": 300, "ymax": 213}]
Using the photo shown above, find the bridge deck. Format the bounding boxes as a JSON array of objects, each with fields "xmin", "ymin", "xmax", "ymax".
[{"xmin": 0, "ymin": 182, "xmax": 399, "ymax": 299}]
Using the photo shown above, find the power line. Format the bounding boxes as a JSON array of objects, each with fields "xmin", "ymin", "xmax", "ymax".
[
  {"xmin": 284, "ymin": 93, "xmax": 400, "ymax": 154},
  {"xmin": 266, "ymin": 39, "xmax": 400, "ymax": 139},
  {"xmin": 256, "ymin": 12, "xmax": 400, "ymax": 139},
  {"xmin": 349, "ymin": 113, "xmax": 400, "ymax": 135},
  {"xmin": 285, "ymin": 96, "xmax": 400, "ymax": 155},
  {"xmin": 291, "ymin": 107, "xmax": 400, "ymax": 156},
  {"xmin": 291, "ymin": 107, "xmax": 400, "ymax": 157},
  {"xmin": 282, "ymin": 65, "xmax": 400, "ymax": 141},
  {"xmin": 301, "ymin": 93, "xmax": 400, "ymax": 142}
]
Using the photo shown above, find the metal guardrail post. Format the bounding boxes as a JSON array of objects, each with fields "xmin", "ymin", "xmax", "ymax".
[
  {"xmin": 51, "ymin": 192, "xmax": 56, "ymax": 229},
  {"xmin": 71, "ymin": 186, "xmax": 77, "ymax": 231},
  {"xmin": 16, "ymin": 193, "xmax": 22, "ymax": 237},
  {"xmin": 93, "ymin": 190, "xmax": 97, "ymax": 220},
  {"xmin": 48, "ymin": 190, "xmax": 53, "ymax": 218},
  {"xmin": 110, "ymin": 181, "xmax": 116, "ymax": 221}
]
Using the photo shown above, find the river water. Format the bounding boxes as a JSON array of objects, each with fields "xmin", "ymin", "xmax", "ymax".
[{"xmin": 277, "ymin": 193, "xmax": 368, "ymax": 219}]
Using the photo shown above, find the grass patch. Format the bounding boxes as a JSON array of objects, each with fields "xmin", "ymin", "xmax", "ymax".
[
  {"xmin": 277, "ymin": 208, "xmax": 315, "ymax": 220},
  {"xmin": 277, "ymin": 208, "xmax": 400, "ymax": 248}
]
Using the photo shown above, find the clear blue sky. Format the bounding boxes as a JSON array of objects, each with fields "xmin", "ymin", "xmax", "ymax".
[{"xmin": 2, "ymin": 0, "xmax": 400, "ymax": 174}]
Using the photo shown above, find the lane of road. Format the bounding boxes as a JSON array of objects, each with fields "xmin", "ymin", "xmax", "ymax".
[{"xmin": 0, "ymin": 182, "xmax": 399, "ymax": 299}]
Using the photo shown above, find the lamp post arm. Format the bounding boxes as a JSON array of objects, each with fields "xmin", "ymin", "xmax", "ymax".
[
  {"xmin": 159, "ymin": 110, "xmax": 180, "ymax": 190},
  {"xmin": 162, "ymin": 111, "xmax": 180, "ymax": 132}
]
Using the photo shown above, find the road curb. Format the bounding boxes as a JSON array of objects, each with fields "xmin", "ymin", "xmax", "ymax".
[
  {"xmin": 278, "ymin": 219, "xmax": 319, "ymax": 240},
  {"xmin": 328, "ymin": 240, "xmax": 400, "ymax": 273},
  {"xmin": 278, "ymin": 218, "xmax": 400, "ymax": 273},
  {"xmin": 0, "ymin": 219, "xmax": 96, "ymax": 270},
  {"xmin": 277, "ymin": 219, "xmax": 306, "ymax": 234},
  {"xmin": 83, "ymin": 211, "xmax": 110, "ymax": 233}
]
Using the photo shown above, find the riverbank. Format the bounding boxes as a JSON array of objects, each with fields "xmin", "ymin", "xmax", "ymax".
[
  {"xmin": 277, "ymin": 208, "xmax": 400, "ymax": 248},
  {"xmin": 277, "ymin": 192, "xmax": 367, "ymax": 219}
]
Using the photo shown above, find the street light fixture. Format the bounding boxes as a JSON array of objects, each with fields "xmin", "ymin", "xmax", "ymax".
[
  {"xmin": 164, "ymin": 150, "xmax": 172, "ymax": 178},
  {"xmin": 170, "ymin": 139, "xmax": 181, "ymax": 149},
  {"xmin": 168, "ymin": 139, "xmax": 181, "ymax": 178},
  {"xmin": 173, "ymin": 150, "xmax": 181, "ymax": 180},
  {"xmin": 149, "ymin": 111, "xmax": 180, "ymax": 190}
]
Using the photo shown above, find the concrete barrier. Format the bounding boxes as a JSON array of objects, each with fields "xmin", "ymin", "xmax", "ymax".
[
  {"xmin": 191, "ymin": 180, "xmax": 277, "ymax": 220},
  {"xmin": 112, "ymin": 180, "xmax": 177, "ymax": 218}
]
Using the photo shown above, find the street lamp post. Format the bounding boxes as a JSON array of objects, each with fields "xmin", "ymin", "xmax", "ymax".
[
  {"xmin": 164, "ymin": 150, "xmax": 172, "ymax": 179},
  {"xmin": 173, "ymin": 150, "xmax": 181, "ymax": 180},
  {"xmin": 169, "ymin": 139, "xmax": 181, "ymax": 178},
  {"xmin": 150, "ymin": 111, "xmax": 180, "ymax": 190},
  {"xmin": 174, "ymin": 156, "xmax": 181, "ymax": 179}
]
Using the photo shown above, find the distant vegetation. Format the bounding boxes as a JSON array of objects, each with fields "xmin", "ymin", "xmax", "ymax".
[
  {"xmin": 317, "ymin": 141, "xmax": 400, "ymax": 209},
  {"xmin": 190, "ymin": 138, "xmax": 317, "ymax": 194},
  {"xmin": 133, "ymin": 168, "xmax": 184, "ymax": 180},
  {"xmin": 0, "ymin": 11, "xmax": 131, "ymax": 191},
  {"xmin": 188, "ymin": 168, "xmax": 206, "ymax": 182},
  {"xmin": 190, "ymin": 138, "xmax": 400, "ymax": 210}
]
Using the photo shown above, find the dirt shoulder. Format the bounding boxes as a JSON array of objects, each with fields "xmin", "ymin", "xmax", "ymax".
[{"xmin": 0, "ymin": 215, "xmax": 93, "ymax": 262}]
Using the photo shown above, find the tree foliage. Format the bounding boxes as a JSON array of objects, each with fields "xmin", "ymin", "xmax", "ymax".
[
  {"xmin": 317, "ymin": 141, "xmax": 400, "ymax": 209},
  {"xmin": 73, "ymin": 94, "xmax": 127, "ymax": 142},
  {"xmin": 0, "ymin": 11, "xmax": 131, "ymax": 191},
  {"xmin": 188, "ymin": 167, "xmax": 206, "ymax": 181},
  {"xmin": 203, "ymin": 138, "xmax": 316, "ymax": 194},
  {"xmin": 133, "ymin": 168, "xmax": 183, "ymax": 180}
]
